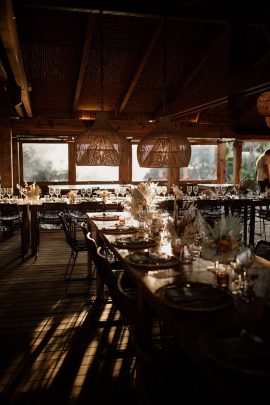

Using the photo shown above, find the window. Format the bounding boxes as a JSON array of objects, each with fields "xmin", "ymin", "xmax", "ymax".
[
  {"xmin": 132, "ymin": 144, "xmax": 168, "ymax": 182},
  {"xmin": 22, "ymin": 143, "xmax": 68, "ymax": 182},
  {"xmin": 180, "ymin": 145, "xmax": 217, "ymax": 180},
  {"xmin": 76, "ymin": 166, "xmax": 119, "ymax": 182}
]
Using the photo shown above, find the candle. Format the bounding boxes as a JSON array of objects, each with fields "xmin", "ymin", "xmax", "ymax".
[{"xmin": 119, "ymin": 215, "xmax": 126, "ymax": 225}]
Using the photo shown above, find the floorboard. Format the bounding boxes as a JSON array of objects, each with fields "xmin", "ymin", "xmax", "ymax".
[{"xmin": 0, "ymin": 229, "xmax": 138, "ymax": 405}]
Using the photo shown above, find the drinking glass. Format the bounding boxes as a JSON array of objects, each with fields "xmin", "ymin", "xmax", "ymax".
[
  {"xmin": 186, "ymin": 185, "xmax": 192, "ymax": 197},
  {"xmin": 86, "ymin": 188, "xmax": 92, "ymax": 199},
  {"xmin": 81, "ymin": 188, "xmax": 86, "ymax": 199},
  {"xmin": 193, "ymin": 185, "xmax": 199, "ymax": 197},
  {"xmin": 48, "ymin": 187, "xmax": 55, "ymax": 199},
  {"xmin": 6, "ymin": 187, "xmax": 13, "ymax": 199},
  {"xmin": 114, "ymin": 185, "xmax": 121, "ymax": 201},
  {"xmin": 0, "ymin": 187, "xmax": 6, "ymax": 199},
  {"xmin": 55, "ymin": 188, "xmax": 61, "ymax": 199},
  {"xmin": 161, "ymin": 186, "xmax": 167, "ymax": 196}
]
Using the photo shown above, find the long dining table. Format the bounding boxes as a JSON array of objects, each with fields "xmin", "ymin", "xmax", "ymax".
[{"xmin": 87, "ymin": 212, "xmax": 270, "ymax": 401}]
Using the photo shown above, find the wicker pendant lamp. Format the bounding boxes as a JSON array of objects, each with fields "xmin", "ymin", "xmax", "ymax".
[
  {"xmin": 76, "ymin": 10, "xmax": 123, "ymax": 166},
  {"xmin": 265, "ymin": 116, "xmax": 270, "ymax": 128},
  {"xmin": 137, "ymin": 18, "xmax": 191, "ymax": 168},
  {"xmin": 257, "ymin": 91, "xmax": 270, "ymax": 117}
]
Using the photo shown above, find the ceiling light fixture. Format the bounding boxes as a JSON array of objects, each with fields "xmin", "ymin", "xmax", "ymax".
[
  {"xmin": 257, "ymin": 91, "xmax": 270, "ymax": 117},
  {"xmin": 75, "ymin": 10, "xmax": 124, "ymax": 166},
  {"xmin": 137, "ymin": 17, "xmax": 191, "ymax": 168}
]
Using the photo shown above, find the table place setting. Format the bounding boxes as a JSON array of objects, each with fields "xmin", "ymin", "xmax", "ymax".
[
  {"xmin": 125, "ymin": 250, "xmax": 180, "ymax": 269},
  {"xmin": 113, "ymin": 235, "xmax": 157, "ymax": 249},
  {"xmin": 100, "ymin": 224, "xmax": 137, "ymax": 234},
  {"xmin": 91, "ymin": 213, "xmax": 120, "ymax": 221},
  {"xmin": 155, "ymin": 281, "xmax": 234, "ymax": 311},
  {"xmin": 199, "ymin": 325, "xmax": 270, "ymax": 377}
]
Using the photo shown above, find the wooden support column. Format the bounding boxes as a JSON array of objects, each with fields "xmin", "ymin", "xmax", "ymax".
[
  {"xmin": 119, "ymin": 140, "xmax": 131, "ymax": 184},
  {"xmin": 234, "ymin": 141, "xmax": 242, "ymax": 185},
  {"xmin": 69, "ymin": 142, "xmax": 76, "ymax": 184},
  {"xmin": 12, "ymin": 137, "xmax": 20, "ymax": 188},
  {"xmin": 0, "ymin": 120, "xmax": 12, "ymax": 187},
  {"xmin": 168, "ymin": 167, "xmax": 179, "ymax": 192},
  {"xmin": 217, "ymin": 141, "xmax": 226, "ymax": 183}
]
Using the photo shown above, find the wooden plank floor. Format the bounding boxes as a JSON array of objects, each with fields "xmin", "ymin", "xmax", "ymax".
[
  {"xmin": 0, "ymin": 217, "xmax": 268, "ymax": 404},
  {"xmin": 0, "ymin": 229, "xmax": 138, "ymax": 405}
]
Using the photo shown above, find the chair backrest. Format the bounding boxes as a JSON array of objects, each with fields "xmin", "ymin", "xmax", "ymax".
[
  {"xmin": 41, "ymin": 202, "xmax": 68, "ymax": 213},
  {"xmin": 93, "ymin": 246, "xmax": 137, "ymax": 322},
  {"xmin": 59, "ymin": 211, "xmax": 76, "ymax": 247},
  {"xmin": 0, "ymin": 203, "xmax": 20, "ymax": 218},
  {"xmin": 79, "ymin": 201, "xmax": 105, "ymax": 213},
  {"xmin": 254, "ymin": 239, "xmax": 270, "ymax": 261}
]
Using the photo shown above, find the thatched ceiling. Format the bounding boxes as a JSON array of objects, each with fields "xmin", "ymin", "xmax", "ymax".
[{"xmin": 1, "ymin": 0, "xmax": 270, "ymax": 138}]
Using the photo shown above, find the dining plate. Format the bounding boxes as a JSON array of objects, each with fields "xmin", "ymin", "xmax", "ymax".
[
  {"xmin": 155, "ymin": 282, "xmax": 234, "ymax": 311},
  {"xmin": 114, "ymin": 236, "xmax": 157, "ymax": 249},
  {"xmin": 125, "ymin": 251, "xmax": 180, "ymax": 268},
  {"xmin": 92, "ymin": 214, "xmax": 119, "ymax": 221},
  {"xmin": 199, "ymin": 325, "xmax": 270, "ymax": 377},
  {"xmin": 101, "ymin": 225, "xmax": 137, "ymax": 234}
]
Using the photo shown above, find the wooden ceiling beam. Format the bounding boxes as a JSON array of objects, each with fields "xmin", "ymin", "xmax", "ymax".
[
  {"xmin": 168, "ymin": 62, "xmax": 270, "ymax": 119},
  {"xmin": 116, "ymin": 19, "xmax": 163, "ymax": 116},
  {"xmin": 0, "ymin": 0, "xmax": 32, "ymax": 118},
  {"xmin": 73, "ymin": 13, "xmax": 95, "ymax": 113},
  {"xmin": 7, "ymin": 117, "xmax": 230, "ymax": 139}
]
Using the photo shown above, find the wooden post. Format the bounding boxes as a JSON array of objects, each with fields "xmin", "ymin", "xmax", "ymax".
[
  {"xmin": 69, "ymin": 142, "xmax": 76, "ymax": 184},
  {"xmin": 234, "ymin": 140, "xmax": 242, "ymax": 184},
  {"xmin": 0, "ymin": 120, "xmax": 12, "ymax": 187},
  {"xmin": 168, "ymin": 167, "xmax": 179, "ymax": 194},
  {"xmin": 217, "ymin": 141, "xmax": 226, "ymax": 183},
  {"xmin": 119, "ymin": 139, "xmax": 131, "ymax": 184}
]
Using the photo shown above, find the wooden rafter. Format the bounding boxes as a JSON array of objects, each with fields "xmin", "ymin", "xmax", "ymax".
[
  {"xmin": 168, "ymin": 62, "xmax": 270, "ymax": 119},
  {"xmin": 0, "ymin": 0, "xmax": 32, "ymax": 118},
  {"xmin": 73, "ymin": 13, "xmax": 95, "ymax": 113},
  {"xmin": 115, "ymin": 19, "xmax": 164, "ymax": 116}
]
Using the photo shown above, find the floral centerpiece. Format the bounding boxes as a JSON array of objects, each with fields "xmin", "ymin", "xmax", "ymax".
[
  {"xmin": 167, "ymin": 202, "xmax": 205, "ymax": 245},
  {"xmin": 100, "ymin": 189, "xmax": 111, "ymax": 202},
  {"xmin": 201, "ymin": 215, "xmax": 242, "ymax": 263},
  {"xmin": 17, "ymin": 182, "xmax": 41, "ymax": 200},
  {"xmin": 66, "ymin": 190, "xmax": 77, "ymax": 203},
  {"xmin": 123, "ymin": 178, "xmax": 158, "ymax": 221}
]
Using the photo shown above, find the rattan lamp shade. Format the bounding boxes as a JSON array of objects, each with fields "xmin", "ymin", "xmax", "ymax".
[
  {"xmin": 266, "ymin": 116, "xmax": 270, "ymax": 128},
  {"xmin": 257, "ymin": 91, "xmax": 270, "ymax": 116},
  {"xmin": 137, "ymin": 115, "xmax": 191, "ymax": 168},
  {"xmin": 76, "ymin": 111, "xmax": 123, "ymax": 166}
]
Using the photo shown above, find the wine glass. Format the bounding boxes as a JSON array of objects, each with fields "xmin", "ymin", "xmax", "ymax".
[
  {"xmin": 0, "ymin": 187, "xmax": 6, "ymax": 199},
  {"xmin": 235, "ymin": 248, "xmax": 254, "ymax": 301},
  {"xmin": 86, "ymin": 188, "xmax": 92, "ymax": 199},
  {"xmin": 161, "ymin": 186, "xmax": 167, "ymax": 196},
  {"xmin": 186, "ymin": 185, "xmax": 192, "ymax": 198},
  {"xmin": 81, "ymin": 188, "xmax": 86, "ymax": 199},
  {"xmin": 193, "ymin": 185, "xmax": 199, "ymax": 197},
  {"xmin": 48, "ymin": 187, "xmax": 55, "ymax": 199},
  {"xmin": 114, "ymin": 185, "xmax": 121, "ymax": 201},
  {"xmin": 55, "ymin": 188, "xmax": 61, "ymax": 199},
  {"xmin": 6, "ymin": 187, "xmax": 13, "ymax": 199}
]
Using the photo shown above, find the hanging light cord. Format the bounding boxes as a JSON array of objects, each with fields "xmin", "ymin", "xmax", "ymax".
[
  {"xmin": 99, "ymin": 10, "xmax": 104, "ymax": 112},
  {"xmin": 162, "ymin": 16, "xmax": 167, "ymax": 116}
]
